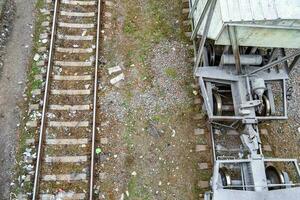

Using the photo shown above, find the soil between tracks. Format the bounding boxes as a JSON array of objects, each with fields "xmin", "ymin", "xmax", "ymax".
[{"xmin": 94, "ymin": 0, "xmax": 205, "ymax": 199}]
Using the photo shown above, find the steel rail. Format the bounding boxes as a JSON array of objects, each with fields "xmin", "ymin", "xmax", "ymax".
[
  {"xmin": 89, "ymin": 0, "xmax": 101, "ymax": 199},
  {"xmin": 32, "ymin": 0, "xmax": 59, "ymax": 199}
]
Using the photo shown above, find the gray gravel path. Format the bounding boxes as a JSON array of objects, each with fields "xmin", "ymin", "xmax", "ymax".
[{"xmin": 0, "ymin": 0, "xmax": 36, "ymax": 198}]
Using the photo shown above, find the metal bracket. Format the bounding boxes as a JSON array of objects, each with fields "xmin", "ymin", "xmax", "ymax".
[{"xmin": 240, "ymin": 100, "xmax": 262, "ymax": 109}]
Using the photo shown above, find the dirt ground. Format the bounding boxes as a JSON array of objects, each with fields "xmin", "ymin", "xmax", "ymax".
[
  {"xmin": 93, "ymin": 0, "xmax": 206, "ymax": 199},
  {"xmin": 0, "ymin": 0, "xmax": 36, "ymax": 198}
]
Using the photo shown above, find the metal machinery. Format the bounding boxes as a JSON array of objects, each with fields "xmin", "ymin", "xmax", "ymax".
[{"xmin": 188, "ymin": 0, "xmax": 300, "ymax": 200}]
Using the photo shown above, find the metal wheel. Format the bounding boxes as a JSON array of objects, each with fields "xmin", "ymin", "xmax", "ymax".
[
  {"xmin": 256, "ymin": 95, "xmax": 271, "ymax": 116},
  {"xmin": 213, "ymin": 92, "xmax": 223, "ymax": 116},
  {"xmin": 266, "ymin": 166, "xmax": 284, "ymax": 190},
  {"xmin": 218, "ymin": 168, "xmax": 231, "ymax": 187},
  {"xmin": 202, "ymin": 47, "xmax": 209, "ymax": 66},
  {"xmin": 206, "ymin": 42, "xmax": 216, "ymax": 66}
]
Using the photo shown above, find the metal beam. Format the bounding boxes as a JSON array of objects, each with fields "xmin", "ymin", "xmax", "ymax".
[
  {"xmin": 89, "ymin": 0, "xmax": 102, "ymax": 199},
  {"xmin": 194, "ymin": 0, "xmax": 217, "ymax": 74},
  {"xmin": 246, "ymin": 50, "xmax": 300, "ymax": 76},
  {"xmin": 279, "ymin": 48, "xmax": 289, "ymax": 72},
  {"xmin": 32, "ymin": 0, "xmax": 59, "ymax": 199},
  {"xmin": 188, "ymin": 0, "xmax": 200, "ymax": 18},
  {"xmin": 288, "ymin": 54, "xmax": 300, "ymax": 73},
  {"xmin": 198, "ymin": 78, "xmax": 214, "ymax": 117},
  {"xmin": 191, "ymin": 0, "xmax": 211, "ymax": 40},
  {"xmin": 228, "ymin": 26, "xmax": 241, "ymax": 74}
]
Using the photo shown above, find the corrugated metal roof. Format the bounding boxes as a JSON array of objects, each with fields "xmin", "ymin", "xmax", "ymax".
[
  {"xmin": 191, "ymin": 0, "xmax": 300, "ymax": 48},
  {"xmin": 220, "ymin": 0, "xmax": 300, "ymax": 22}
]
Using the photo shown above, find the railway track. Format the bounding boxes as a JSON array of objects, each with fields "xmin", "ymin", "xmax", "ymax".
[{"xmin": 32, "ymin": 0, "xmax": 101, "ymax": 199}]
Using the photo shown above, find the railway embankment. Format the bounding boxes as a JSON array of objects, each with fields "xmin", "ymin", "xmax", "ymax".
[{"xmin": 0, "ymin": 0, "xmax": 35, "ymax": 199}]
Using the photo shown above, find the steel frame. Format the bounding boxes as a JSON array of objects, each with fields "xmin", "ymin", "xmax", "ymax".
[
  {"xmin": 212, "ymin": 158, "xmax": 300, "ymax": 190},
  {"xmin": 189, "ymin": 1, "xmax": 300, "ymax": 200},
  {"xmin": 197, "ymin": 76, "xmax": 288, "ymax": 121}
]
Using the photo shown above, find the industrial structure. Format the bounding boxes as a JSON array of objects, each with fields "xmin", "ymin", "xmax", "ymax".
[{"xmin": 189, "ymin": 0, "xmax": 300, "ymax": 199}]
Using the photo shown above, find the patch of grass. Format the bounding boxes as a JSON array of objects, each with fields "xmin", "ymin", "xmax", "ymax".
[
  {"xmin": 197, "ymin": 136, "xmax": 207, "ymax": 145},
  {"xmin": 151, "ymin": 115, "xmax": 162, "ymax": 122},
  {"xmin": 199, "ymin": 170, "xmax": 212, "ymax": 181},
  {"xmin": 126, "ymin": 177, "xmax": 150, "ymax": 200},
  {"xmin": 120, "ymin": 0, "xmax": 185, "ymax": 87},
  {"xmin": 31, "ymin": 79, "xmax": 42, "ymax": 90},
  {"xmin": 124, "ymin": 19, "xmax": 137, "ymax": 34},
  {"xmin": 140, "ymin": 67, "xmax": 153, "ymax": 84},
  {"xmin": 123, "ymin": 105, "xmax": 136, "ymax": 150},
  {"xmin": 164, "ymin": 67, "xmax": 177, "ymax": 79},
  {"xmin": 124, "ymin": 89, "xmax": 134, "ymax": 101}
]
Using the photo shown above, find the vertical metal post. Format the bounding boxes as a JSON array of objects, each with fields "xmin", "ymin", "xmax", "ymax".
[
  {"xmin": 268, "ymin": 48, "xmax": 278, "ymax": 64},
  {"xmin": 210, "ymin": 125, "xmax": 216, "ymax": 162},
  {"xmin": 288, "ymin": 54, "xmax": 300, "ymax": 74},
  {"xmin": 240, "ymin": 164, "xmax": 246, "ymax": 191},
  {"xmin": 282, "ymin": 79, "xmax": 287, "ymax": 118},
  {"xmin": 194, "ymin": 0, "xmax": 217, "ymax": 74},
  {"xmin": 32, "ymin": 0, "xmax": 59, "ymax": 199},
  {"xmin": 245, "ymin": 76, "xmax": 252, "ymax": 101},
  {"xmin": 89, "ymin": 0, "xmax": 101, "ymax": 199},
  {"xmin": 228, "ymin": 26, "xmax": 241, "ymax": 74},
  {"xmin": 198, "ymin": 78, "xmax": 214, "ymax": 117},
  {"xmin": 212, "ymin": 161, "xmax": 220, "ymax": 191},
  {"xmin": 279, "ymin": 48, "xmax": 289, "ymax": 72},
  {"xmin": 294, "ymin": 161, "xmax": 300, "ymax": 180}
]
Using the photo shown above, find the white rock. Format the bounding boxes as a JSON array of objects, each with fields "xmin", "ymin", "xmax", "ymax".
[
  {"xmin": 42, "ymin": 39, "xmax": 48, "ymax": 44},
  {"xmin": 120, "ymin": 193, "xmax": 124, "ymax": 200},
  {"xmin": 110, "ymin": 73, "xmax": 125, "ymax": 85},
  {"xmin": 131, "ymin": 171, "xmax": 137, "ymax": 176},
  {"xmin": 108, "ymin": 65, "xmax": 122, "ymax": 75},
  {"xmin": 171, "ymin": 129, "xmax": 176, "ymax": 137},
  {"xmin": 33, "ymin": 54, "xmax": 40, "ymax": 61},
  {"xmin": 82, "ymin": 30, "xmax": 87, "ymax": 36}
]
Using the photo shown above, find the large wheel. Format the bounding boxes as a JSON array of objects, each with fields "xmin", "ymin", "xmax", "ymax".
[
  {"xmin": 206, "ymin": 42, "xmax": 216, "ymax": 66},
  {"xmin": 266, "ymin": 166, "xmax": 284, "ymax": 190},
  {"xmin": 256, "ymin": 95, "xmax": 271, "ymax": 116},
  {"xmin": 213, "ymin": 92, "xmax": 223, "ymax": 116},
  {"xmin": 218, "ymin": 168, "xmax": 231, "ymax": 187}
]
